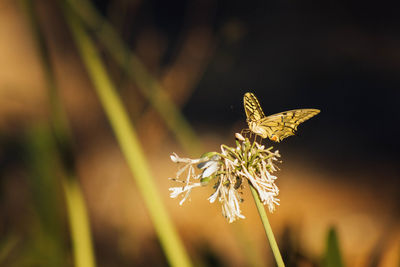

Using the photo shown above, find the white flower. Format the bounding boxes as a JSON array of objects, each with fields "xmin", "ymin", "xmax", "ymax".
[{"xmin": 169, "ymin": 134, "xmax": 281, "ymax": 223}]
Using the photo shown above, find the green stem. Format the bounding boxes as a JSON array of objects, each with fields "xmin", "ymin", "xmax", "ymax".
[
  {"xmin": 249, "ymin": 182, "xmax": 285, "ymax": 267},
  {"xmin": 21, "ymin": 1, "xmax": 96, "ymax": 266},
  {"xmin": 62, "ymin": 177, "xmax": 96, "ymax": 267},
  {"xmin": 61, "ymin": 4, "xmax": 192, "ymax": 267}
]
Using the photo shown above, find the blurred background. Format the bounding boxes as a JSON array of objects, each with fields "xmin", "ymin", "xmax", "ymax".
[{"xmin": 0, "ymin": 0, "xmax": 399, "ymax": 266}]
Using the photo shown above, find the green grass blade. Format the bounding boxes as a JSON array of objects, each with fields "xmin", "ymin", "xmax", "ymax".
[
  {"xmin": 24, "ymin": 126, "xmax": 67, "ymax": 266},
  {"xmin": 322, "ymin": 227, "xmax": 344, "ymax": 267},
  {"xmin": 66, "ymin": 0, "xmax": 201, "ymax": 155},
  {"xmin": 61, "ymin": 175, "xmax": 96, "ymax": 267},
  {"xmin": 61, "ymin": 3, "xmax": 193, "ymax": 267},
  {"xmin": 21, "ymin": 1, "xmax": 97, "ymax": 266}
]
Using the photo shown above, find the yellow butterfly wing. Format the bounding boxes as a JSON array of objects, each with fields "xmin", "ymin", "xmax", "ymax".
[
  {"xmin": 243, "ymin": 92, "xmax": 265, "ymax": 122},
  {"xmin": 243, "ymin": 92, "xmax": 320, "ymax": 142},
  {"xmin": 258, "ymin": 109, "xmax": 320, "ymax": 142}
]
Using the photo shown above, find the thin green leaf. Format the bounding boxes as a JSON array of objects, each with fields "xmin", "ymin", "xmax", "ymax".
[{"xmin": 322, "ymin": 227, "xmax": 344, "ymax": 267}]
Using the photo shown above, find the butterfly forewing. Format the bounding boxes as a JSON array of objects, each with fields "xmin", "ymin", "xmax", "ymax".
[
  {"xmin": 243, "ymin": 92, "xmax": 265, "ymax": 122},
  {"xmin": 243, "ymin": 92, "xmax": 320, "ymax": 142}
]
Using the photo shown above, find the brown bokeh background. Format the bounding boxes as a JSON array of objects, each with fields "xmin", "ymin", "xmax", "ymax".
[{"xmin": 0, "ymin": 0, "xmax": 399, "ymax": 266}]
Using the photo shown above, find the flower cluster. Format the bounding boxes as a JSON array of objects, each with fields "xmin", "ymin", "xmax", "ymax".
[{"xmin": 169, "ymin": 133, "xmax": 281, "ymax": 223}]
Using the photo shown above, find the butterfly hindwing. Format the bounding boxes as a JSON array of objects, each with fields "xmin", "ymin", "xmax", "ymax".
[{"xmin": 258, "ymin": 109, "xmax": 320, "ymax": 141}]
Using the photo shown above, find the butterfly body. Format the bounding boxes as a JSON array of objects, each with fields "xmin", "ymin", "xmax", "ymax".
[{"xmin": 243, "ymin": 92, "xmax": 320, "ymax": 142}]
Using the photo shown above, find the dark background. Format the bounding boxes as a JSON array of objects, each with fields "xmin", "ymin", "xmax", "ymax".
[{"xmin": 104, "ymin": 0, "xmax": 400, "ymax": 167}]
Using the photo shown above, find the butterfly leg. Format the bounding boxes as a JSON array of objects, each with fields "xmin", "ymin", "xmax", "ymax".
[
  {"xmin": 255, "ymin": 134, "xmax": 264, "ymax": 145},
  {"xmin": 240, "ymin": 128, "xmax": 246, "ymax": 136},
  {"xmin": 248, "ymin": 130, "xmax": 253, "ymax": 141},
  {"xmin": 240, "ymin": 128, "xmax": 251, "ymax": 139}
]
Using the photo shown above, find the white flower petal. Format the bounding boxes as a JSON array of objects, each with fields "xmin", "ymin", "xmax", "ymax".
[
  {"xmin": 235, "ymin": 133, "xmax": 245, "ymax": 141},
  {"xmin": 170, "ymin": 153, "xmax": 179, "ymax": 162},
  {"xmin": 202, "ymin": 162, "xmax": 219, "ymax": 178},
  {"xmin": 169, "ymin": 187, "xmax": 184, "ymax": 198}
]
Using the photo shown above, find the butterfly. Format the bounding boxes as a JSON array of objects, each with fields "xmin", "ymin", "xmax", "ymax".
[{"xmin": 243, "ymin": 92, "xmax": 320, "ymax": 142}]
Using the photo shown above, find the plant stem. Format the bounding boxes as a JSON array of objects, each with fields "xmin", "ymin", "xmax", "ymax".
[{"xmin": 249, "ymin": 183, "xmax": 285, "ymax": 267}]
